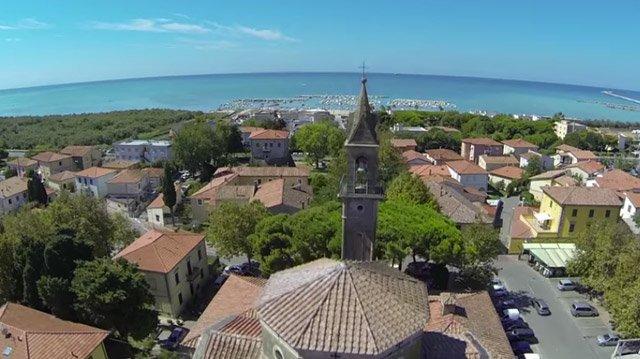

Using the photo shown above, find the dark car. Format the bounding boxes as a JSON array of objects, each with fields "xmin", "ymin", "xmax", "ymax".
[
  {"xmin": 511, "ymin": 341, "xmax": 532, "ymax": 355},
  {"xmin": 507, "ymin": 328, "xmax": 535, "ymax": 342},
  {"xmin": 495, "ymin": 299, "xmax": 516, "ymax": 311},
  {"xmin": 503, "ymin": 320, "xmax": 530, "ymax": 331},
  {"xmin": 160, "ymin": 327, "xmax": 187, "ymax": 350},
  {"xmin": 531, "ymin": 298, "xmax": 551, "ymax": 316},
  {"xmin": 405, "ymin": 261, "xmax": 431, "ymax": 280}
]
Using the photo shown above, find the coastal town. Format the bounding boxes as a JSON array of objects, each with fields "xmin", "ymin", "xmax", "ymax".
[{"xmin": 1, "ymin": 75, "xmax": 640, "ymax": 359}]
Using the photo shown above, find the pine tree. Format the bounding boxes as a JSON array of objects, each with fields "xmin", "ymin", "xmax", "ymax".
[
  {"xmin": 27, "ymin": 170, "xmax": 47, "ymax": 205},
  {"xmin": 162, "ymin": 163, "xmax": 177, "ymax": 226}
]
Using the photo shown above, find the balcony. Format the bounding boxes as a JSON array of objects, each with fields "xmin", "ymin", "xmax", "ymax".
[
  {"xmin": 522, "ymin": 211, "xmax": 557, "ymax": 235},
  {"xmin": 186, "ymin": 266, "xmax": 201, "ymax": 282}
]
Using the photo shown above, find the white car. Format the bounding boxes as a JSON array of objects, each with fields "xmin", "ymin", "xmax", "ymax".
[
  {"xmin": 503, "ymin": 308, "xmax": 520, "ymax": 320},
  {"xmin": 492, "ymin": 284, "xmax": 507, "ymax": 297},
  {"xmin": 557, "ymin": 279, "xmax": 577, "ymax": 291}
]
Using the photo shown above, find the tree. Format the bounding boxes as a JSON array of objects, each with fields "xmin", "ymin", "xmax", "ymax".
[
  {"xmin": 162, "ymin": 163, "xmax": 177, "ymax": 226},
  {"xmin": 27, "ymin": 170, "xmax": 47, "ymax": 205},
  {"xmin": 72, "ymin": 258, "xmax": 158, "ymax": 340},
  {"xmin": 416, "ymin": 128, "xmax": 462, "ymax": 152},
  {"xmin": 173, "ymin": 121, "xmax": 219, "ymax": 178},
  {"xmin": 293, "ymin": 122, "xmax": 345, "ymax": 168},
  {"xmin": 206, "ymin": 201, "xmax": 268, "ymax": 262},
  {"xmin": 524, "ymin": 155, "xmax": 542, "ymax": 177},
  {"xmin": 3, "ymin": 167, "xmax": 17, "ymax": 179},
  {"xmin": 378, "ymin": 132, "xmax": 407, "ymax": 185},
  {"xmin": 386, "ymin": 171, "xmax": 437, "ymax": 209}
]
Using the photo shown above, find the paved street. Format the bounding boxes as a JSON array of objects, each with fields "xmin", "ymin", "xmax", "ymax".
[
  {"xmin": 499, "ymin": 196, "xmax": 520, "ymax": 248},
  {"xmin": 495, "ymin": 255, "xmax": 614, "ymax": 359}
]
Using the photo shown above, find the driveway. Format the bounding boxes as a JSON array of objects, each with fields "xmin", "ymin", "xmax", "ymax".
[
  {"xmin": 495, "ymin": 255, "xmax": 614, "ymax": 359},
  {"xmin": 499, "ymin": 196, "xmax": 520, "ymax": 248}
]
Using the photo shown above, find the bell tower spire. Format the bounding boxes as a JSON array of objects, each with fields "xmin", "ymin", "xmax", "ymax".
[{"xmin": 339, "ymin": 74, "xmax": 383, "ymax": 261}]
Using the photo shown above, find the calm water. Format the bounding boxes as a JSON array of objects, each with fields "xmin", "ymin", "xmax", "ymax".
[{"xmin": 1, "ymin": 72, "xmax": 640, "ymax": 122}]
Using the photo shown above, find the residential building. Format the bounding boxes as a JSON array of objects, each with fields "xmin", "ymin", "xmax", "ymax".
[
  {"xmin": 460, "ymin": 138, "xmax": 503, "ymax": 164},
  {"xmin": 0, "ymin": 177, "xmax": 28, "ymax": 215},
  {"xmin": 142, "ymin": 167, "xmax": 165, "ymax": 189},
  {"xmin": 553, "ymin": 144, "xmax": 598, "ymax": 166},
  {"xmin": 248, "ymin": 129, "xmax": 290, "ymax": 163},
  {"xmin": 6, "ymin": 157, "xmax": 37, "ymax": 177},
  {"xmin": 31, "ymin": 151, "xmax": 75, "ymax": 177},
  {"xmin": 565, "ymin": 160, "xmax": 605, "ymax": 183},
  {"xmin": 590, "ymin": 169, "xmax": 640, "ymax": 192},
  {"xmin": 60, "ymin": 145, "xmax": 102, "ymax": 170},
  {"xmin": 114, "ymin": 140, "xmax": 173, "ymax": 163},
  {"xmin": 106, "ymin": 169, "xmax": 150, "ymax": 200},
  {"xmin": 409, "ymin": 164, "xmax": 452, "ymax": 181},
  {"xmin": 252, "ymin": 178, "xmax": 312, "ymax": 214},
  {"xmin": 146, "ymin": 184, "xmax": 183, "ymax": 228},
  {"xmin": 239, "ymin": 126, "xmax": 265, "ymax": 147},
  {"xmin": 528, "ymin": 169, "xmax": 569, "ymax": 201},
  {"xmin": 402, "ymin": 150, "xmax": 431, "ymax": 167},
  {"xmin": 47, "ymin": 170, "xmax": 77, "ymax": 192},
  {"xmin": 509, "ymin": 186, "xmax": 622, "ymax": 253},
  {"xmin": 424, "ymin": 180, "xmax": 494, "ymax": 226},
  {"xmin": 423, "ymin": 148, "xmax": 463, "ymax": 165},
  {"xmin": 620, "ymin": 192, "xmax": 640, "ymax": 219},
  {"xmin": 519, "ymin": 151, "xmax": 553, "ymax": 171},
  {"xmin": 75, "ymin": 167, "xmax": 117, "ymax": 198},
  {"xmin": 555, "ymin": 120, "xmax": 587, "ymax": 140},
  {"xmin": 114, "ymin": 230, "xmax": 209, "ymax": 317},
  {"xmin": 391, "ymin": 138, "xmax": 417, "ymax": 152},
  {"xmin": 0, "ymin": 302, "xmax": 109, "ymax": 359},
  {"xmin": 214, "ymin": 166, "xmax": 310, "ymax": 190},
  {"xmin": 446, "ymin": 160, "xmax": 489, "ymax": 191},
  {"xmin": 489, "ymin": 166, "xmax": 525, "ymax": 188},
  {"xmin": 502, "ymin": 138, "xmax": 539, "ymax": 157},
  {"xmin": 478, "ymin": 154, "xmax": 519, "ymax": 171}
]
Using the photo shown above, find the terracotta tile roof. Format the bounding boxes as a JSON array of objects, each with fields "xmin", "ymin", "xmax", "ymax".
[
  {"xmin": 141, "ymin": 167, "xmax": 164, "ymax": 178},
  {"xmin": 402, "ymin": 150, "xmax": 430, "ymax": 164},
  {"xmin": 424, "ymin": 148, "xmax": 463, "ymax": 162},
  {"xmin": 553, "ymin": 175, "xmax": 579, "ymax": 187},
  {"xmin": 511, "ymin": 206, "xmax": 536, "ymax": 239},
  {"xmin": 489, "ymin": 166, "xmax": 524, "ymax": 180},
  {"xmin": 194, "ymin": 310, "xmax": 262, "ymax": 359},
  {"xmin": 595, "ymin": 169, "xmax": 640, "ymax": 192},
  {"xmin": 183, "ymin": 275, "xmax": 266, "ymax": 345},
  {"xmin": 101, "ymin": 160, "xmax": 138, "ymax": 169},
  {"xmin": 107, "ymin": 169, "xmax": 145, "ymax": 184},
  {"xmin": 60, "ymin": 145, "xmax": 94, "ymax": 157},
  {"xmin": 409, "ymin": 164, "xmax": 451, "ymax": 178},
  {"xmin": 501, "ymin": 138, "xmax": 538, "ymax": 148},
  {"xmin": 253, "ymin": 178, "xmax": 311, "ymax": 209},
  {"xmin": 391, "ymin": 138, "xmax": 417, "ymax": 148},
  {"xmin": 191, "ymin": 173, "xmax": 239, "ymax": 200},
  {"xmin": 48, "ymin": 170, "xmax": 77, "ymax": 182},
  {"xmin": 529, "ymin": 169, "xmax": 567, "ymax": 180},
  {"xmin": 462, "ymin": 137, "xmax": 502, "ymax": 146},
  {"xmin": 568, "ymin": 160, "xmax": 605, "ymax": 175},
  {"xmin": 214, "ymin": 166, "xmax": 310, "ymax": 178},
  {"xmin": 257, "ymin": 259, "xmax": 429, "ymax": 355},
  {"xmin": 75, "ymin": 166, "xmax": 117, "ymax": 178},
  {"xmin": 239, "ymin": 126, "xmax": 265, "ymax": 134},
  {"xmin": 8, "ymin": 157, "xmax": 37, "ymax": 167},
  {"xmin": 248, "ymin": 129, "xmax": 289, "ymax": 140},
  {"xmin": 114, "ymin": 230, "xmax": 204, "ymax": 273},
  {"xmin": 0, "ymin": 177, "xmax": 28, "ymax": 198},
  {"xmin": 479, "ymin": 155, "xmax": 518, "ymax": 165},
  {"xmin": 31, "ymin": 151, "xmax": 71, "ymax": 163},
  {"xmin": 0, "ymin": 302, "xmax": 108, "ymax": 359},
  {"xmin": 543, "ymin": 186, "xmax": 622, "ymax": 206},
  {"xmin": 556, "ymin": 144, "xmax": 597, "ymax": 160},
  {"xmin": 447, "ymin": 160, "xmax": 487, "ymax": 175},
  {"xmin": 148, "ymin": 193, "xmax": 165, "ymax": 209},
  {"xmin": 423, "ymin": 292, "xmax": 513, "ymax": 359},
  {"xmin": 556, "ymin": 144, "xmax": 580, "ymax": 153},
  {"xmin": 625, "ymin": 192, "xmax": 640, "ymax": 208},
  {"xmin": 424, "ymin": 181, "xmax": 492, "ymax": 224}
]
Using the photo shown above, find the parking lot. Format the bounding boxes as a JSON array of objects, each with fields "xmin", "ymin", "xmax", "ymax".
[{"xmin": 495, "ymin": 255, "xmax": 615, "ymax": 359}]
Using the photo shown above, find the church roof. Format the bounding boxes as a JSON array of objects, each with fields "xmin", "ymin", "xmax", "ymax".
[
  {"xmin": 257, "ymin": 258, "xmax": 429, "ymax": 355},
  {"xmin": 346, "ymin": 79, "xmax": 378, "ymax": 146}
]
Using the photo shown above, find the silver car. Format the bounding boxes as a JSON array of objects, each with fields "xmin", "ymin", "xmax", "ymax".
[
  {"xmin": 597, "ymin": 334, "xmax": 620, "ymax": 346},
  {"xmin": 570, "ymin": 301, "xmax": 598, "ymax": 317},
  {"xmin": 557, "ymin": 279, "xmax": 577, "ymax": 291}
]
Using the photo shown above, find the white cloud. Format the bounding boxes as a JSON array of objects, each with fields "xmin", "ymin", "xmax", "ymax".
[
  {"xmin": 90, "ymin": 18, "xmax": 209, "ymax": 34},
  {"xmin": 175, "ymin": 37, "xmax": 236, "ymax": 50},
  {"xmin": 4, "ymin": 37, "xmax": 21, "ymax": 42},
  {"xmin": 0, "ymin": 18, "xmax": 49, "ymax": 30},
  {"xmin": 209, "ymin": 22, "xmax": 297, "ymax": 42}
]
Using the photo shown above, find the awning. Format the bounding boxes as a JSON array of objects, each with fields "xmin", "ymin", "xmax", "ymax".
[
  {"xmin": 533, "ymin": 212, "xmax": 552, "ymax": 222},
  {"xmin": 522, "ymin": 243, "xmax": 576, "ymax": 268}
]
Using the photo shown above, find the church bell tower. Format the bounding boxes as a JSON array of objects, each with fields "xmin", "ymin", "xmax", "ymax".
[{"xmin": 339, "ymin": 75, "xmax": 384, "ymax": 261}]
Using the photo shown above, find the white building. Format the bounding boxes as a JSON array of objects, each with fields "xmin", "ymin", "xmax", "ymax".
[
  {"xmin": 554, "ymin": 120, "xmax": 587, "ymax": 140},
  {"xmin": 114, "ymin": 140, "xmax": 173, "ymax": 163},
  {"xmin": 621, "ymin": 192, "xmax": 640, "ymax": 219},
  {"xmin": 446, "ymin": 160, "xmax": 489, "ymax": 191},
  {"xmin": 75, "ymin": 167, "xmax": 117, "ymax": 198}
]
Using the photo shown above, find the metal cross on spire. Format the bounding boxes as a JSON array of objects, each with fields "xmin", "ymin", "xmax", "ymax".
[{"xmin": 359, "ymin": 61, "xmax": 368, "ymax": 82}]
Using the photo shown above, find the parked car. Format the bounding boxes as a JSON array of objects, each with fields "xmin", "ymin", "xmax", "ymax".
[
  {"xmin": 223, "ymin": 261, "xmax": 261, "ymax": 277},
  {"xmin": 491, "ymin": 277, "xmax": 502, "ymax": 286},
  {"xmin": 597, "ymin": 333, "xmax": 620, "ymax": 346},
  {"xmin": 495, "ymin": 299, "xmax": 516, "ymax": 311},
  {"xmin": 570, "ymin": 301, "xmax": 599, "ymax": 317},
  {"xmin": 506, "ymin": 328, "xmax": 535, "ymax": 342},
  {"xmin": 492, "ymin": 284, "xmax": 508, "ymax": 297},
  {"xmin": 405, "ymin": 261, "xmax": 431, "ymax": 280},
  {"xmin": 213, "ymin": 273, "xmax": 228, "ymax": 288},
  {"xmin": 503, "ymin": 308, "xmax": 520, "ymax": 320},
  {"xmin": 557, "ymin": 279, "xmax": 577, "ymax": 291},
  {"xmin": 511, "ymin": 341, "xmax": 533, "ymax": 356},
  {"xmin": 531, "ymin": 298, "xmax": 551, "ymax": 316},
  {"xmin": 503, "ymin": 320, "xmax": 530, "ymax": 331},
  {"xmin": 160, "ymin": 326, "xmax": 188, "ymax": 350}
]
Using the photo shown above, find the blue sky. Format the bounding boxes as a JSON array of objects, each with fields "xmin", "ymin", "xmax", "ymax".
[{"xmin": 1, "ymin": 0, "xmax": 639, "ymax": 90}]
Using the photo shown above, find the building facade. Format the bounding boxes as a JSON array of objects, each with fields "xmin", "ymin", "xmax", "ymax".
[
  {"xmin": 0, "ymin": 177, "xmax": 28, "ymax": 215},
  {"xmin": 248, "ymin": 129, "xmax": 290, "ymax": 163},
  {"xmin": 31, "ymin": 151, "xmax": 75, "ymax": 177},
  {"xmin": 460, "ymin": 138, "xmax": 503, "ymax": 164},
  {"xmin": 75, "ymin": 167, "xmax": 117, "ymax": 198},
  {"xmin": 114, "ymin": 140, "xmax": 173, "ymax": 163}
]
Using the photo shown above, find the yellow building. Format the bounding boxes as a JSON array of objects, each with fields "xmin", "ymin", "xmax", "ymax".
[
  {"xmin": 115, "ymin": 230, "xmax": 209, "ymax": 318},
  {"xmin": 508, "ymin": 186, "xmax": 622, "ymax": 253}
]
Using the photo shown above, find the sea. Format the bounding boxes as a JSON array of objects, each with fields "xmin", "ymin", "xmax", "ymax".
[{"xmin": 1, "ymin": 72, "xmax": 640, "ymax": 123}]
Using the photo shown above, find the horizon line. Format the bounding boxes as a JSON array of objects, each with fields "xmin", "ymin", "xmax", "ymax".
[{"xmin": 1, "ymin": 70, "xmax": 638, "ymax": 94}]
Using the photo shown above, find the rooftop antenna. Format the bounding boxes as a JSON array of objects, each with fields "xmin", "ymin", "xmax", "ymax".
[{"xmin": 359, "ymin": 61, "xmax": 368, "ymax": 82}]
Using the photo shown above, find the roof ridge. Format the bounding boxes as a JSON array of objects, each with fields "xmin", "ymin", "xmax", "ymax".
[{"xmin": 344, "ymin": 266, "xmax": 380, "ymax": 353}]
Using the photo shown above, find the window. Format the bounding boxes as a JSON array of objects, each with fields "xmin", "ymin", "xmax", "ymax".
[
  {"xmin": 58, "ymin": 161, "xmax": 62, "ymax": 166},
  {"xmin": 198, "ymin": 249, "xmax": 202, "ymax": 260},
  {"xmin": 178, "ymin": 293, "xmax": 183, "ymax": 305},
  {"xmin": 588, "ymin": 209, "xmax": 594, "ymax": 218},
  {"xmin": 572, "ymin": 209, "xmax": 577, "ymax": 217},
  {"xmin": 8, "ymin": 199, "xmax": 12, "ymax": 205},
  {"xmin": 187, "ymin": 260, "xmax": 192, "ymax": 276},
  {"xmin": 278, "ymin": 142, "xmax": 281, "ymax": 147},
  {"xmin": 569, "ymin": 223, "xmax": 575, "ymax": 233},
  {"xmin": 89, "ymin": 179, "xmax": 94, "ymax": 185},
  {"xmin": 200, "ymin": 268, "xmax": 204, "ymax": 279},
  {"xmin": 174, "ymin": 271, "xmax": 180, "ymax": 284},
  {"xmin": 605, "ymin": 210, "xmax": 611, "ymax": 218},
  {"xmin": 197, "ymin": 199, "xmax": 203, "ymax": 206},
  {"xmin": 155, "ymin": 215, "xmax": 160, "ymax": 222}
]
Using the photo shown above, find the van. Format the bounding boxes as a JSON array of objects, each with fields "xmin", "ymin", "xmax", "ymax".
[{"xmin": 570, "ymin": 302, "xmax": 598, "ymax": 317}]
